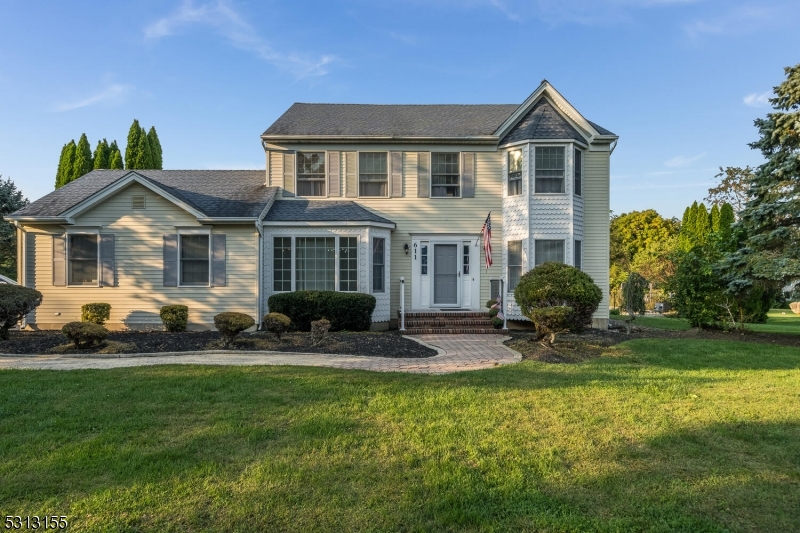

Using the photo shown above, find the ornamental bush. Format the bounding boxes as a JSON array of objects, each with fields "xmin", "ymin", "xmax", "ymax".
[
  {"xmin": 513, "ymin": 262, "xmax": 603, "ymax": 333},
  {"xmin": 267, "ymin": 291, "xmax": 376, "ymax": 332},
  {"xmin": 62, "ymin": 321, "xmax": 108, "ymax": 348},
  {"xmin": 528, "ymin": 306, "xmax": 573, "ymax": 345},
  {"xmin": 214, "ymin": 312, "xmax": 255, "ymax": 347},
  {"xmin": 81, "ymin": 302, "xmax": 111, "ymax": 325},
  {"xmin": 0, "ymin": 285, "xmax": 43, "ymax": 340},
  {"xmin": 160, "ymin": 305, "xmax": 189, "ymax": 332},
  {"xmin": 311, "ymin": 318, "xmax": 331, "ymax": 346},
  {"xmin": 263, "ymin": 312, "xmax": 291, "ymax": 341}
]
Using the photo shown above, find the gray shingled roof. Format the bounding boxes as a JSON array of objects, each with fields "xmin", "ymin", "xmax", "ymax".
[
  {"xmin": 12, "ymin": 170, "xmax": 277, "ymax": 219},
  {"xmin": 263, "ymin": 200, "xmax": 394, "ymax": 225},
  {"xmin": 262, "ymin": 103, "xmax": 520, "ymax": 138},
  {"xmin": 588, "ymin": 120, "xmax": 616, "ymax": 136},
  {"xmin": 500, "ymin": 99, "xmax": 586, "ymax": 145}
]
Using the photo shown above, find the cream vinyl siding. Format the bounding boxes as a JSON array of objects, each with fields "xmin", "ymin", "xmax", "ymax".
[
  {"xmin": 583, "ymin": 150, "xmax": 610, "ymax": 322},
  {"xmin": 22, "ymin": 183, "xmax": 258, "ymax": 329}
]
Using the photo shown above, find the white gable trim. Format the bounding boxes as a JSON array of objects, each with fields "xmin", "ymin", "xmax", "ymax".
[
  {"xmin": 60, "ymin": 172, "xmax": 207, "ymax": 220},
  {"xmin": 494, "ymin": 81, "xmax": 617, "ymax": 144}
]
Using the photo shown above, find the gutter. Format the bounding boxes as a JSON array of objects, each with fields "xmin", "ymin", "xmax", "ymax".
[{"xmin": 261, "ymin": 135, "xmax": 500, "ymax": 147}]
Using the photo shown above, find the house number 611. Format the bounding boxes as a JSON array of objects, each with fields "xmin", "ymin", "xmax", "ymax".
[{"xmin": 413, "ymin": 242, "xmax": 417, "ymax": 260}]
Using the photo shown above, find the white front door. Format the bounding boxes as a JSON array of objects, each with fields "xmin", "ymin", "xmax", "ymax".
[{"xmin": 411, "ymin": 236, "xmax": 480, "ymax": 310}]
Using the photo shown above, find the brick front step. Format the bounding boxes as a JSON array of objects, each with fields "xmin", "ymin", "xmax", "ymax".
[
  {"xmin": 401, "ymin": 311, "xmax": 489, "ymax": 319},
  {"xmin": 402, "ymin": 327, "xmax": 508, "ymax": 335},
  {"xmin": 405, "ymin": 319, "xmax": 494, "ymax": 328},
  {"xmin": 399, "ymin": 311, "xmax": 506, "ymax": 335}
]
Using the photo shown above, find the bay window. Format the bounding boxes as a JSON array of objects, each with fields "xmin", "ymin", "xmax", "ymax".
[
  {"xmin": 295, "ymin": 237, "xmax": 335, "ymax": 291},
  {"xmin": 508, "ymin": 149, "xmax": 522, "ymax": 196},
  {"xmin": 372, "ymin": 238, "xmax": 385, "ymax": 292},
  {"xmin": 508, "ymin": 240, "xmax": 522, "ymax": 291},
  {"xmin": 534, "ymin": 147, "xmax": 565, "ymax": 193},
  {"xmin": 534, "ymin": 239, "xmax": 565, "ymax": 266}
]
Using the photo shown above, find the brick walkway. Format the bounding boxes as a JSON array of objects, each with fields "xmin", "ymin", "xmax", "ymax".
[{"xmin": 0, "ymin": 335, "xmax": 521, "ymax": 374}]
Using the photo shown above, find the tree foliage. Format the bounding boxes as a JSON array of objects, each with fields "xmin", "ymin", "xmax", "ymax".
[
  {"xmin": 55, "ymin": 140, "xmax": 76, "ymax": 188},
  {"xmin": 124, "ymin": 120, "xmax": 160, "ymax": 170},
  {"xmin": 0, "ymin": 285, "xmax": 42, "ymax": 340},
  {"xmin": 0, "ymin": 176, "xmax": 29, "ymax": 279},
  {"xmin": 92, "ymin": 139, "xmax": 110, "ymax": 170},
  {"xmin": 706, "ymin": 166, "xmax": 754, "ymax": 213},
  {"xmin": 147, "ymin": 126, "xmax": 163, "ymax": 169},
  {"xmin": 71, "ymin": 133, "xmax": 93, "ymax": 183}
]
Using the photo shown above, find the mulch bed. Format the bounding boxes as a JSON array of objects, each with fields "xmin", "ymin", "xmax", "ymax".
[
  {"xmin": 0, "ymin": 330, "xmax": 437, "ymax": 358},
  {"xmin": 506, "ymin": 320, "xmax": 800, "ymax": 364}
]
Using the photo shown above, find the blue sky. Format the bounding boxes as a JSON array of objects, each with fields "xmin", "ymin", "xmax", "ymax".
[{"xmin": 1, "ymin": 0, "xmax": 797, "ymax": 218}]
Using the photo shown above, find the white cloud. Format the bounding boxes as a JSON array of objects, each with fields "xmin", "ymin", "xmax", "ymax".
[
  {"xmin": 664, "ymin": 152, "xmax": 706, "ymax": 167},
  {"xmin": 54, "ymin": 84, "xmax": 134, "ymax": 112},
  {"xmin": 683, "ymin": 4, "xmax": 780, "ymax": 40},
  {"xmin": 490, "ymin": 0, "xmax": 521, "ymax": 21},
  {"xmin": 743, "ymin": 91, "xmax": 772, "ymax": 108},
  {"xmin": 144, "ymin": 0, "xmax": 335, "ymax": 78}
]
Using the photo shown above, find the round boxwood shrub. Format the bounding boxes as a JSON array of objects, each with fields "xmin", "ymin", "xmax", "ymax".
[
  {"xmin": 214, "ymin": 312, "xmax": 255, "ymax": 347},
  {"xmin": 528, "ymin": 306, "xmax": 573, "ymax": 345},
  {"xmin": 160, "ymin": 305, "xmax": 189, "ymax": 332},
  {"xmin": 62, "ymin": 321, "xmax": 109, "ymax": 348},
  {"xmin": 514, "ymin": 262, "xmax": 603, "ymax": 333},
  {"xmin": 81, "ymin": 302, "xmax": 111, "ymax": 325},
  {"xmin": 262, "ymin": 312, "xmax": 291, "ymax": 341},
  {"xmin": 267, "ymin": 291, "xmax": 376, "ymax": 332},
  {"xmin": 0, "ymin": 285, "xmax": 43, "ymax": 340}
]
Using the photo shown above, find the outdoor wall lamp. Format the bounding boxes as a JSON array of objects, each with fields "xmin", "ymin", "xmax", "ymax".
[{"xmin": 403, "ymin": 243, "xmax": 409, "ymax": 255}]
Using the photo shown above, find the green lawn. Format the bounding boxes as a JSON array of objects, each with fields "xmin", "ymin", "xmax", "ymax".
[
  {"xmin": 2, "ymin": 339, "xmax": 799, "ymax": 532},
  {"xmin": 630, "ymin": 309, "xmax": 800, "ymax": 334}
]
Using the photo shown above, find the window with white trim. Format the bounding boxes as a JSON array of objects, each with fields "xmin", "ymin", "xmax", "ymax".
[
  {"xmin": 297, "ymin": 152, "xmax": 326, "ymax": 196},
  {"xmin": 296, "ymin": 237, "xmax": 335, "ymax": 291},
  {"xmin": 68, "ymin": 234, "xmax": 98, "ymax": 286},
  {"xmin": 534, "ymin": 147, "xmax": 565, "ymax": 193},
  {"xmin": 508, "ymin": 240, "xmax": 522, "ymax": 291},
  {"xmin": 180, "ymin": 234, "xmax": 210, "ymax": 286},
  {"xmin": 431, "ymin": 153, "xmax": 460, "ymax": 197},
  {"xmin": 574, "ymin": 148, "xmax": 582, "ymax": 196},
  {"xmin": 273, "ymin": 237, "xmax": 292, "ymax": 292},
  {"xmin": 574, "ymin": 240, "xmax": 582, "ymax": 270},
  {"xmin": 339, "ymin": 237, "xmax": 358, "ymax": 291},
  {"xmin": 359, "ymin": 152, "xmax": 388, "ymax": 197},
  {"xmin": 508, "ymin": 149, "xmax": 522, "ymax": 196},
  {"xmin": 534, "ymin": 239, "xmax": 565, "ymax": 266},
  {"xmin": 372, "ymin": 237, "xmax": 385, "ymax": 292}
]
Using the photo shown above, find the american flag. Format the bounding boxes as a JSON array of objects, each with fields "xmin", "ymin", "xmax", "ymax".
[{"xmin": 480, "ymin": 213, "xmax": 492, "ymax": 269}]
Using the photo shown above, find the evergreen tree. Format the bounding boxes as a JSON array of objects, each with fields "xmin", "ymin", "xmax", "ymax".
[
  {"xmin": 719, "ymin": 203, "xmax": 735, "ymax": 237},
  {"xmin": 71, "ymin": 133, "xmax": 93, "ymax": 182},
  {"xmin": 125, "ymin": 119, "xmax": 142, "ymax": 169},
  {"xmin": 55, "ymin": 143, "xmax": 69, "ymax": 188},
  {"xmin": 710, "ymin": 204, "xmax": 720, "ymax": 232},
  {"xmin": 93, "ymin": 138, "xmax": 110, "ymax": 169},
  {"xmin": 147, "ymin": 126, "xmax": 163, "ymax": 169},
  {"xmin": 109, "ymin": 140, "xmax": 119, "ymax": 156},
  {"xmin": 0, "ymin": 176, "xmax": 29, "ymax": 279},
  {"xmin": 694, "ymin": 203, "xmax": 710, "ymax": 244},
  {"xmin": 722, "ymin": 63, "xmax": 800, "ymax": 286},
  {"xmin": 109, "ymin": 148, "xmax": 123, "ymax": 170},
  {"xmin": 56, "ymin": 141, "xmax": 77, "ymax": 188}
]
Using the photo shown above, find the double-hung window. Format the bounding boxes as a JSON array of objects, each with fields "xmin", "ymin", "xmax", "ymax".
[
  {"xmin": 372, "ymin": 238, "xmax": 385, "ymax": 293},
  {"xmin": 339, "ymin": 237, "xmax": 358, "ymax": 291},
  {"xmin": 68, "ymin": 234, "xmax": 99, "ymax": 286},
  {"xmin": 574, "ymin": 148, "xmax": 582, "ymax": 196},
  {"xmin": 534, "ymin": 240, "xmax": 565, "ymax": 266},
  {"xmin": 273, "ymin": 237, "xmax": 292, "ymax": 292},
  {"xmin": 508, "ymin": 150, "xmax": 522, "ymax": 196},
  {"xmin": 297, "ymin": 152, "xmax": 326, "ymax": 196},
  {"xmin": 180, "ymin": 234, "xmax": 210, "ymax": 286},
  {"xmin": 508, "ymin": 240, "xmax": 522, "ymax": 291},
  {"xmin": 431, "ymin": 153, "xmax": 460, "ymax": 197},
  {"xmin": 574, "ymin": 240, "xmax": 582, "ymax": 270},
  {"xmin": 359, "ymin": 152, "xmax": 388, "ymax": 197},
  {"xmin": 534, "ymin": 147, "xmax": 565, "ymax": 193}
]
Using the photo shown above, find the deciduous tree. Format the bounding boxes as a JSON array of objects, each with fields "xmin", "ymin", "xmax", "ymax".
[{"xmin": 706, "ymin": 166, "xmax": 753, "ymax": 214}]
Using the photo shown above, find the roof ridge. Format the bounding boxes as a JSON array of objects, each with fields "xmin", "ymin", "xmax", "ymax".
[{"xmin": 291, "ymin": 102, "xmax": 519, "ymax": 107}]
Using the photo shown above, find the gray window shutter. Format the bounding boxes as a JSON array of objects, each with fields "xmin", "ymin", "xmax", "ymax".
[
  {"xmin": 461, "ymin": 152, "xmax": 475, "ymax": 198},
  {"xmin": 100, "ymin": 234, "xmax": 115, "ymax": 287},
  {"xmin": 52, "ymin": 234, "xmax": 66, "ymax": 286},
  {"xmin": 25, "ymin": 233, "xmax": 36, "ymax": 288},
  {"xmin": 390, "ymin": 151, "xmax": 403, "ymax": 198},
  {"xmin": 417, "ymin": 152, "xmax": 430, "ymax": 198},
  {"xmin": 345, "ymin": 152, "xmax": 358, "ymax": 198},
  {"xmin": 327, "ymin": 151, "xmax": 340, "ymax": 197},
  {"xmin": 212, "ymin": 234, "xmax": 226, "ymax": 287},
  {"xmin": 283, "ymin": 152, "xmax": 295, "ymax": 197},
  {"xmin": 163, "ymin": 234, "xmax": 178, "ymax": 287}
]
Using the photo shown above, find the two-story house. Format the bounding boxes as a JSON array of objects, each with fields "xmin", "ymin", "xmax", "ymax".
[{"xmin": 10, "ymin": 80, "xmax": 616, "ymax": 331}]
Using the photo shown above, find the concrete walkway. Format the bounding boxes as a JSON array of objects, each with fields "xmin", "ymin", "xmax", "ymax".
[{"xmin": 0, "ymin": 334, "xmax": 521, "ymax": 374}]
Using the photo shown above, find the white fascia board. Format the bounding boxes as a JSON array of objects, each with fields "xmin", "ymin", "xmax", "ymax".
[
  {"xmin": 196, "ymin": 218, "xmax": 259, "ymax": 224},
  {"xmin": 261, "ymin": 220, "xmax": 396, "ymax": 230},
  {"xmin": 8, "ymin": 216, "xmax": 74, "ymax": 224},
  {"xmin": 61, "ymin": 172, "xmax": 207, "ymax": 220}
]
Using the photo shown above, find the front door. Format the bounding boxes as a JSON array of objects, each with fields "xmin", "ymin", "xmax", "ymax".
[{"xmin": 433, "ymin": 244, "xmax": 458, "ymax": 306}]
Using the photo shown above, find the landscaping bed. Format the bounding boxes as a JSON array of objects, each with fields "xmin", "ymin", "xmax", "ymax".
[{"xmin": 0, "ymin": 330, "xmax": 437, "ymax": 358}]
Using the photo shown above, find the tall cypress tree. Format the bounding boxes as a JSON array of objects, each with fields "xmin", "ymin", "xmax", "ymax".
[
  {"xmin": 109, "ymin": 148, "xmax": 123, "ymax": 170},
  {"xmin": 125, "ymin": 119, "xmax": 142, "ymax": 170},
  {"xmin": 695, "ymin": 203, "xmax": 710, "ymax": 244},
  {"xmin": 709, "ymin": 204, "xmax": 721, "ymax": 233},
  {"xmin": 93, "ymin": 138, "xmax": 110, "ymax": 169},
  {"xmin": 71, "ymin": 133, "xmax": 93, "ymax": 182},
  {"xmin": 56, "ymin": 141, "xmax": 77, "ymax": 188},
  {"xmin": 147, "ymin": 126, "xmax": 163, "ymax": 169},
  {"xmin": 55, "ymin": 143, "xmax": 68, "ymax": 188}
]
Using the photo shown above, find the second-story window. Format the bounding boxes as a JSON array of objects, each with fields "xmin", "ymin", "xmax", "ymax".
[
  {"xmin": 359, "ymin": 152, "xmax": 388, "ymax": 196},
  {"xmin": 534, "ymin": 147, "xmax": 565, "ymax": 193},
  {"xmin": 508, "ymin": 150, "xmax": 522, "ymax": 196},
  {"xmin": 431, "ymin": 153, "xmax": 460, "ymax": 197},
  {"xmin": 297, "ymin": 152, "xmax": 326, "ymax": 196}
]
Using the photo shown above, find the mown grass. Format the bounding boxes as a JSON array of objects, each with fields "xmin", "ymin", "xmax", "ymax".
[
  {"xmin": 631, "ymin": 315, "xmax": 692, "ymax": 330},
  {"xmin": 1, "ymin": 339, "xmax": 799, "ymax": 532},
  {"xmin": 632, "ymin": 309, "xmax": 800, "ymax": 335}
]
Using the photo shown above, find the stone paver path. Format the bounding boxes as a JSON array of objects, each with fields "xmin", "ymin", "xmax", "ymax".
[{"xmin": 0, "ymin": 335, "xmax": 520, "ymax": 374}]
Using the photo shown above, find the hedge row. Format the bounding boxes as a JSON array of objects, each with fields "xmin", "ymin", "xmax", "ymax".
[{"xmin": 267, "ymin": 291, "xmax": 376, "ymax": 332}]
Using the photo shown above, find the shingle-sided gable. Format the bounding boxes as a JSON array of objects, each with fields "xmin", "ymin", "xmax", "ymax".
[{"xmin": 499, "ymin": 99, "xmax": 586, "ymax": 145}]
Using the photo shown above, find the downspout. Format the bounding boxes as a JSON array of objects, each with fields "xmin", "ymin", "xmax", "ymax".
[
  {"xmin": 256, "ymin": 220, "xmax": 264, "ymax": 330},
  {"xmin": 609, "ymin": 139, "xmax": 618, "ymax": 155}
]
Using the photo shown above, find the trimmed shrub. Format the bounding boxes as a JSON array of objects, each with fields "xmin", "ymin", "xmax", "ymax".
[
  {"xmin": 263, "ymin": 312, "xmax": 291, "ymax": 341},
  {"xmin": 514, "ymin": 262, "xmax": 603, "ymax": 333},
  {"xmin": 214, "ymin": 312, "xmax": 255, "ymax": 347},
  {"xmin": 311, "ymin": 318, "xmax": 331, "ymax": 346},
  {"xmin": 529, "ymin": 306, "xmax": 573, "ymax": 345},
  {"xmin": 0, "ymin": 285, "xmax": 43, "ymax": 340},
  {"xmin": 62, "ymin": 321, "xmax": 108, "ymax": 348},
  {"xmin": 267, "ymin": 291, "xmax": 376, "ymax": 332},
  {"xmin": 160, "ymin": 305, "xmax": 189, "ymax": 332},
  {"xmin": 609, "ymin": 308, "xmax": 621, "ymax": 316},
  {"xmin": 491, "ymin": 317, "xmax": 504, "ymax": 329},
  {"xmin": 486, "ymin": 299, "xmax": 497, "ymax": 309},
  {"xmin": 81, "ymin": 302, "xmax": 111, "ymax": 325}
]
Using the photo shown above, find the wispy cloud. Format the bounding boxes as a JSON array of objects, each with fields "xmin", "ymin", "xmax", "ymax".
[
  {"xmin": 144, "ymin": 0, "xmax": 335, "ymax": 78},
  {"xmin": 664, "ymin": 152, "xmax": 706, "ymax": 167},
  {"xmin": 54, "ymin": 84, "xmax": 134, "ymax": 112},
  {"xmin": 743, "ymin": 91, "xmax": 772, "ymax": 108},
  {"xmin": 489, "ymin": 0, "xmax": 521, "ymax": 21},
  {"xmin": 683, "ymin": 4, "xmax": 780, "ymax": 40}
]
